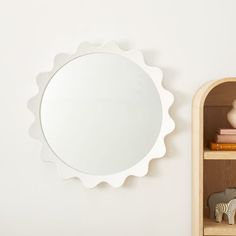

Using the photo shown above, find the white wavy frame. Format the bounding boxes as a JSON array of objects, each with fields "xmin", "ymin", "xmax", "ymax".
[{"xmin": 28, "ymin": 41, "xmax": 175, "ymax": 188}]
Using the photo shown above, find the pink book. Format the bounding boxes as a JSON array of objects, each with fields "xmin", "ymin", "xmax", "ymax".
[
  {"xmin": 218, "ymin": 129, "xmax": 236, "ymax": 135},
  {"xmin": 215, "ymin": 134, "xmax": 236, "ymax": 143}
]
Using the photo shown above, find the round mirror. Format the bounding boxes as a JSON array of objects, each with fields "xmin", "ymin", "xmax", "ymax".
[
  {"xmin": 29, "ymin": 42, "xmax": 174, "ymax": 187},
  {"xmin": 40, "ymin": 53, "xmax": 162, "ymax": 175}
]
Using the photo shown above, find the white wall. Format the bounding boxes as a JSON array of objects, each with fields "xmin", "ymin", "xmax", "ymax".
[{"xmin": 0, "ymin": 0, "xmax": 236, "ymax": 235}]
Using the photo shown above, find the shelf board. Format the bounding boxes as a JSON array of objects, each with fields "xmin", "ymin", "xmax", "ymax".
[
  {"xmin": 204, "ymin": 218, "xmax": 236, "ymax": 235},
  {"xmin": 204, "ymin": 149, "xmax": 236, "ymax": 160}
]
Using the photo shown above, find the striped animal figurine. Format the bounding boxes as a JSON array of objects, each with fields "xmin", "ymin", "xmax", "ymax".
[
  {"xmin": 215, "ymin": 199, "xmax": 236, "ymax": 225},
  {"xmin": 208, "ymin": 188, "xmax": 236, "ymax": 219}
]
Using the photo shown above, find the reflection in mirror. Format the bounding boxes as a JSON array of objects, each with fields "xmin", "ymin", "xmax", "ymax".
[{"xmin": 40, "ymin": 53, "xmax": 162, "ymax": 175}]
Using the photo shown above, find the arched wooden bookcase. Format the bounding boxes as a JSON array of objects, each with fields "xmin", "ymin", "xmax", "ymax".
[{"xmin": 192, "ymin": 77, "xmax": 236, "ymax": 236}]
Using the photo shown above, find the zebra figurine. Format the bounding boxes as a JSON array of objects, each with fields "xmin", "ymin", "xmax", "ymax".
[{"xmin": 215, "ymin": 199, "xmax": 236, "ymax": 225}]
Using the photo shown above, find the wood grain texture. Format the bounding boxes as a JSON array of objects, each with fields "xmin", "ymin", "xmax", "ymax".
[
  {"xmin": 204, "ymin": 160, "xmax": 236, "ymax": 218},
  {"xmin": 204, "ymin": 106, "xmax": 232, "ymax": 148},
  {"xmin": 204, "ymin": 218, "xmax": 236, "ymax": 235},
  {"xmin": 204, "ymin": 82, "xmax": 236, "ymax": 107}
]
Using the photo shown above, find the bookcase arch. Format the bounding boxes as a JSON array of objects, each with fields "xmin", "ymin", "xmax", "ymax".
[{"xmin": 192, "ymin": 77, "xmax": 236, "ymax": 236}]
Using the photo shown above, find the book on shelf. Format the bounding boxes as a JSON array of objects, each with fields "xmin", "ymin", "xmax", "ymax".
[
  {"xmin": 210, "ymin": 142, "xmax": 236, "ymax": 151},
  {"xmin": 215, "ymin": 134, "xmax": 236, "ymax": 143},
  {"xmin": 218, "ymin": 128, "xmax": 236, "ymax": 135}
]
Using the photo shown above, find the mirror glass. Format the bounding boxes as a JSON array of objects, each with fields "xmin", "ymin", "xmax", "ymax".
[{"xmin": 40, "ymin": 53, "xmax": 162, "ymax": 175}]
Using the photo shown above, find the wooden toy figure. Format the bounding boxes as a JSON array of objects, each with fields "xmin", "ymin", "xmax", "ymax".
[
  {"xmin": 208, "ymin": 188, "xmax": 236, "ymax": 219},
  {"xmin": 215, "ymin": 199, "xmax": 236, "ymax": 225}
]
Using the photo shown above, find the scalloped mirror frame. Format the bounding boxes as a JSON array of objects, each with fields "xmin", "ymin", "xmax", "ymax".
[{"xmin": 28, "ymin": 42, "xmax": 175, "ymax": 188}]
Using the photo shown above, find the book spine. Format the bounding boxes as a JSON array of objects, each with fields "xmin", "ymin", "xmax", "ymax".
[
  {"xmin": 218, "ymin": 129, "xmax": 236, "ymax": 135},
  {"xmin": 215, "ymin": 134, "xmax": 236, "ymax": 143},
  {"xmin": 210, "ymin": 142, "xmax": 236, "ymax": 150}
]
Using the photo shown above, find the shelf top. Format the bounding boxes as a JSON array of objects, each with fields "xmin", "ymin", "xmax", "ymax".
[
  {"xmin": 204, "ymin": 218, "xmax": 236, "ymax": 235},
  {"xmin": 204, "ymin": 149, "xmax": 236, "ymax": 160}
]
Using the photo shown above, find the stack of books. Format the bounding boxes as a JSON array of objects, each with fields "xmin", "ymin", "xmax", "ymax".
[{"xmin": 210, "ymin": 129, "xmax": 236, "ymax": 150}]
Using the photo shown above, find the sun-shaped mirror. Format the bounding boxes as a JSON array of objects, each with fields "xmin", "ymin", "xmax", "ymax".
[{"xmin": 28, "ymin": 42, "xmax": 174, "ymax": 188}]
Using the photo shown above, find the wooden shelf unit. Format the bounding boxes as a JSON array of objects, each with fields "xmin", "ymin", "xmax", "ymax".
[
  {"xmin": 192, "ymin": 78, "xmax": 236, "ymax": 236},
  {"xmin": 204, "ymin": 149, "xmax": 236, "ymax": 160}
]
